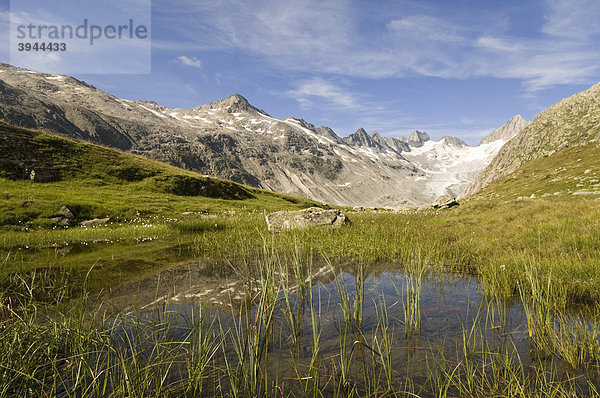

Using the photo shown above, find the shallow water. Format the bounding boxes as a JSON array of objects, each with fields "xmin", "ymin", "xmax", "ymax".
[{"xmin": 103, "ymin": 265, "xmax": 600, "ymax": 396}]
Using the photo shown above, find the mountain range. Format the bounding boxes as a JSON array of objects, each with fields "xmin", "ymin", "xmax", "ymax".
[{"xmin": 0, "ymin": 63, "xmax": 529, "ymax": 207}]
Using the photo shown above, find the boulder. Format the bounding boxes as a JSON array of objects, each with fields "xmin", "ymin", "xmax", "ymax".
[
  {"xmin": 427, "ymin": 195, "xmax": 459, "ymax": 210},
  {"xmin": 58, "ymin": 205, "xmax": 74, "ymax": 219},
  {"xmin": 266, "ymin": 207, "xmax": 351, "ymax": 232},
  {"xmin": 49, "ymin": 206, "xmax": 74, "ymax": 226},
  {"xmin": 432, "ymin": 195, "xmax": 459, "ymax": 209},
  {"xmin": 50, "ymin": 216, "xmax": 71, "ymax": 226},
  {"xmin": 80, "ymin": 217, "xmax": 110, "ymax": 227}
]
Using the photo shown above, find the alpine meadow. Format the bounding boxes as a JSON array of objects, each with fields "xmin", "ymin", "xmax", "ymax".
[{"xmin": 1, "ymin": 1, "xmax": 600, "ymax": 397}]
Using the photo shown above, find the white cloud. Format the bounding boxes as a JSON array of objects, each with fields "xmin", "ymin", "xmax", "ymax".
[
  {"xmin": 286, "ymin": 78, "xmax": 361, "ymax": 110},
  {"xmin": 182, "ymin": 83, "xmax": 198, "ymax": 95},
  {"xmin": 387, "ymin": 15, "xmax": 464, "ymax": 43},
  {"xmin": 176, "ymin": 55, "xmax": 203, "ymax": 68},
  {"xmin": 471, "ymin": 1, "xmax": 600, "ymax": 92},
  {"xmin": 152, "ymin": 0, "xmax": 600, "ymax": 94},
  {"xmin": 541, "ymin": 0, "xmax": 600, "ymax": 40},
  {"xmin": 476, "ymin": 36, "xmax": 524, "ymax": 54}
]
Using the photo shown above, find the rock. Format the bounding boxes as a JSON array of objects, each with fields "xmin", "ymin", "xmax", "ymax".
[
  {"xmin": 573, "ymin": 190, "xmax": 600, "ymax": 196},
  {"xmin": 478, "ymin": 115, "xmax": 529, "ymax": 145},
  {"xmin": 50, "ymin": 206, "xmax": 74, "ymax": 226},
  {"xmin": 266, "ymin": 207, "xmax": 351, "ymax": 232},
  {"xmin": 464, "ymin": 82, "xmax": 600, "ymax": 198},
  {"xmin": 50, "ymin": 216, "xmax": 71, "ymax": 226},
  {"xmin": 58, "ymin": 205, "xmax": 74, "ymax": 219},
  {"xmin": 80, "ymin": 217, "xmax": 110, "ymax": 227},
  {"xmin": 408, "ymin": 130, "xmax": 430, "ymax": 147},
  {"xmin": 431, "ymin": 195, "xmax": 459, "ymax": 209}
]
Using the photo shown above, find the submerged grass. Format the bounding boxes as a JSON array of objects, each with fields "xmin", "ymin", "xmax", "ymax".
[{"xmin": 4, "ymin": 243, "xmax": 600, "ymax": 397}]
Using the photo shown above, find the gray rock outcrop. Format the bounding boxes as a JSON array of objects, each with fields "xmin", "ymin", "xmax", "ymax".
[
  {"xmin": 408, "ymin": 131, "xmax": 430, "ymax": 147},
  {"xmin": 58, "ymin": 205, "xmax": 74, "ymax": 219},
  {"xmin": 431, "ymin": 195, "xmax": 459, "ymax": 209},
  {"xmin": 417, "ymin": 195, "xmax": 459, "ymax": 210},
  {"xmin": 266, "ymin": 207, "xmax": 350, "ymax": 232},
  {"xmin": 80, "ymin": 217, "xmax": 110, "ymax": 227},
  {"xmin": 478, "ymin": 115, "xmax": 529, "ymax": 146}
]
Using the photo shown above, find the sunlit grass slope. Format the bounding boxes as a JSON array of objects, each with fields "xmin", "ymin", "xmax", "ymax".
[{"xmin": 0, "ymin": 120, "xmax": 320, "ymax": 231}]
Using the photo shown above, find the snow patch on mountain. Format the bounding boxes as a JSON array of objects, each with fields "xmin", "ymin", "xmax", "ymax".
[{"xmin": 404, "ymin": 138, "xmax": 507, "ymax": 198}]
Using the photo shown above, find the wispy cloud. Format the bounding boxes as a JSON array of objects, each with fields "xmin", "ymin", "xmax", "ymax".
[
  {"xmin": 152, "ymin": 0, "xmax": 600, "ymax": 93},
  {"xmin": 0, "ymin": 11, "xmax": 10, "ymax": 56},
  {"xmin": 176, "ymin": 55, "xmax": 203, "ymax": 69},
  {"xmin": 386, "ymin": 15, "xmax": 464, "ymax": 43},
  {"xmin": 541, "ymin": 0, "xmax": 600, "ymax": 40},
  {"xmin": 286, "ymin": 78, "xmax": 361, "ymax": 110}
]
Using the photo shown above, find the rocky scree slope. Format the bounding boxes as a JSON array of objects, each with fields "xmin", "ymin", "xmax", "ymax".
[
  {"xmin": 479, "ymin": 115, "xmax": 529, "ymax": 145},
  {"xmin": 471, "ymin": 139, "xmax": 600, "ymax": 201}
]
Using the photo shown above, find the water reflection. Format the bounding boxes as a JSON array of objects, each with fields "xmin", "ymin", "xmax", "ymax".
[{"xmin": 99, "ymin": 264, "xmax": 600, "ymax": 396}]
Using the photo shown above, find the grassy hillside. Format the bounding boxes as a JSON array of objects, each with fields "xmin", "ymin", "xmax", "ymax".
[
  {"xmin": 469, "ymin": 139, "xmax": 600, "ymax": 200},
  {"xmin": 464, "ymin": 81, "xmax": 600, "ymax": 197},
  {"xmin": 0, "ymin": 120, "xmax": 320, "ymax": 231}
]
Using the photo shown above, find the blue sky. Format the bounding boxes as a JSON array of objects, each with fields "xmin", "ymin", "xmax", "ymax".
[{"xmin": 1, "ymin": 0, "xmax": 599, "ymax": 144}]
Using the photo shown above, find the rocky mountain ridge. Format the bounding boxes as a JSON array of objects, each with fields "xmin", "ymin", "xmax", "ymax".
[
  {"xmin": 0, "ymin": 63, "xmax": 526, "ymax": 207},
  {"xmin": 479, "ymin": 115, "xmax": 529, "ymax": 145}
]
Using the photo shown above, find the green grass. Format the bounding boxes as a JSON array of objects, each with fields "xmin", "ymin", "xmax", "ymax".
[
  {"xmin": 2, "ymin": 195, "xmax": 599, "ymax": 303},
  {"xmin": 472, "ymin": 140, "xmax": 600, "ymax": 200},
  {"xmin": 0, "ymin": 120, "xmax": 320, "ymax": 230},
  {"xmin": 2, "ymin": 121, "xmax": 600, "ymax": 396}
]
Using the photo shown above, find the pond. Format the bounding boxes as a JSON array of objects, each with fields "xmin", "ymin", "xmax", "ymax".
[{"xmin": 95, "ymin": 261, "xmax": 600, "ymax": 397}]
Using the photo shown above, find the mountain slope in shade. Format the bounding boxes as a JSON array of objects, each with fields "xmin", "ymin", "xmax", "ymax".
[
  {"xmin": 0, "ymin": 63, "xmax": 524, "ymax": 208},
  {"xmin": 463, "ymin": 82, "xmax": 600, "ymax": 198}
]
